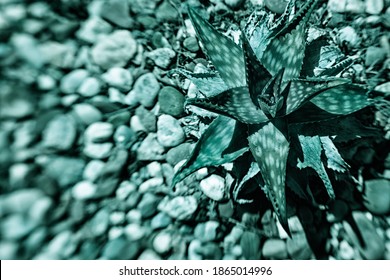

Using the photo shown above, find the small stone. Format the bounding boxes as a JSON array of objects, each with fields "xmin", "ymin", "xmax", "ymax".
[
  {"xmin": 365, "ymin": 0, "xmax": 384, "ymax": 14},
  {"xmin": 188, "ymin": 239, "xmax": 202, "ymax": 260},
  {"xmin": 76, "ymin": 17, "xmax": 113, "ymax": 43},
  {"xmin": 83, "ymin": 142, "xmax": 113, "ymax": 159},
  {"xmin": 108, "ymin": 227, "xmax": 124, "ymax": 240},
  {"xmin": 0, "ymin": 242, "xmax": 18, "ymax": 259},
  {"xmin": 101, "ymin": 237, "xmax": 140, "ymax": 259},
  {"xmin": 101, "ymin": 0, "xmax": 133, "ymax": 28},
  {"xmin": 363, "ymin": 179, "xmax": 390, "ymax": 215},
  {"xmin": 158, "ymin": 196, "xmax": 198, "ymax": 220},
  {"xmin": 83, "ymin": 160, "xmax": 105, "ymax": 182},
  {"xmin": 328, "ymin": 0, "xmax": 348, "ymax": 13},
  {"xmin": 147, "ymin": 48, "xmax": 176, "ymax": 69},
  {"xmin": 0, "ymin": 96, "xmax": 34, "ymax": 119},
  {"xmin": 124, "ymin": 223, "xmax": 146, "ymax": 241},
  {"xmin": 39, "ymin": 41, "xmax": 76, "ymax": 68},
  {"xmin": 139, "ymin": 177, "xmax": 164, "ymax": 193},
  {"xmin": 72, "ymin": 103, "xmax": 102, "ymax": 125},
  {"xmin": 37, "ymin": 74, "xmax": 56, "ymax": 91},
  {"xmin": 44, "ymin": 157, "xmax": 85, "ymax": 187},
  {"xmin": 146, "ymin": 162, "xmax": 163, "ymax": 178},
  {"xmin": 338, "ymin": 240, "xmax": 356, "ymax": 260},
  {"xmin": 108, "ymin": 111, "xmax": 131, "ymax": 127},
  {"xmin": 151, "ymin": 212, "xmax": 172, "ymax": 230},
  {"xmin": 375, "ymin": 82, "xmax": 390, "ymax": 96},
  {"xmin": 338, "ymin": 26, "xmax": 360, "ymax": 48},
  {"xmin": 138, "ymin": 249, "xmax": 162, "ymax": 260},
  {"xmin": 183, "ymin": 36, "xmax": 199, "ymax": 53},
  {"xmin": 102, "ymin": 67, "xmax": 133, "ymax": 91},
  {"xmin": 87, "ymin": 208, "xmax": 110, "ymax": 237},
  {"xmin": 199, "ymin": 174, "xmax": 226, "ymax": 201},
  {"xmin": 156, "ymin": 0, "xmax": 178, "ymax": 22},
  {"xmin": 286, "ymin": 233, "xmax": 313, "ymax": 260},
  {"xmin": 126, "ymin": 209, "xmax": 143, "ymax": 224},
  {"xmin": 1, "ymin": 214, "xmax": 37, "ymax": 240},
  {"xmin": 157, "ymin": 114, "xmax": 185, "ymax": 148},
  {"xmin": 72, "ymin": 181, "xmax": 97, "ymax": 200},
  {"xmin": 365, "ymin": 46, "xmax": 386, "ymax": 66},
  {"xmin": 135, "ymin": 106, "xmax": 157, "ymax": 132},
  {"xmin": 113, "ymin": 125, "xmax": 137, "ymax": 148},
  {"xmin": 84, "ymin": 122, "xmax": 114, "ymax": 143},
  {"xmin": 264, "ymin": 0, "xmax": 288, "ymax": 14},
  {"xmin": 224, "ymin": 0, "xmax": 245, "ymax": 9},
  {"xmin": 262, "ymin": 239, "xmax": 288, "ymax": 259},
  {"xmin": 166, "ymin": 143, "xmax": 193, "ymax": 167},
  {"xmin": 194, "ymin": 221, "xmax": 219, "ymax": 242},
  {"xmin": 116, "ymin": 181, "xmax": 137, "ymax": 201},
  {"xmin": 132, "ymin": 73, "xmax": 160, "ymax": 108},
  {"xmin": 12, "ymin": 120, "xmax": 37, "ymax": 148},
  {"xmin": 42, "ymin": 114, "xmax": 76, "ymax": 151},
  {"xmin": 137, "ymin": 133, "xmax": 166, "ymax": 161},
  {"xmin": 240, "ymin": 231, "xmax": 261, "ymax": 260},
  {"xmin": 153, "ymin": 231, "xmax": 172, "ymax": 254},
  {"xmin": 110, "ymin": 212, "xmax": 126, "ymax": 225},
  {"xmin": 77, "ymin": 77, "xmax": 102, "ymax": 97},
  {"xmin": 345, "ymin": 0, "xmax": 366, "ymax": 13},
  {"xmin": 91, "ymin": 30, "xmax": 137, "ymax": 70},
  {"xmin": 131, "ymin": 0, "xmax": 160, "ymax": 14},
  {"xmin": 158, "ymin": 86, "xmax": 185, "ymax": 117},
  {"xmin": 47, "ymin": 231, "xmax": 77, "ymax": 259},
  {"xmin": 29, "ymin": 196, "xmax": 53, "ymax": 222},
  {"xmin": 0, "ymin": 189, "xmax": 44, "ymax": 215},
  {"xmin": 137, "ymin": 193, "xmax": 161, "ymax": 218}
]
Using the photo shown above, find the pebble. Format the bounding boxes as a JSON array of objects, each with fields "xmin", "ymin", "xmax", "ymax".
[
  {"xmin": 83, "ymin": 142, "xmax": 113, "ymax": 159},
  {"xmin": 72, "ymin": 103, "xmax": 103, "ymax": 125},
  {"xmin": 61, "ymin": 95, "xmax": 79, "ymax": 107},
  {"xmin": 147, "ymin": 48, "xmax": 176, "ymax": 69},
  {"xmin": 139, "ymin": 177, "xmax": 164, "ymax": 193},
  {"xmin": 158, "ymin": 86, "xmax": 185, "ymax": 117},
  {"xmin": 158, "ymin": 196, "xmax": 198, "ymax": 220},
  {"xmin": 116, "ymin": 181, "xmax": 137, "ymax": 201},
  {"xmin": 338, "ymin": 240, "xmax": 356, "ymax": 260},
  {"xmin": 131, "ymin": 0, "xmax": 160, "ymax": 14},
  {"xmin": 126, "ymin": 192, "xmax": 142, "ymax": 210},
  {"xmin": 132, "ymin": 73, "xmax": 160, "ymax": 108},
  {"xmin": 91, "ymin": 30, "xmax": 137, "ymax": 70},
  {"xmin": 72, "ymin": 181, "xmax": 97, "ymax": 200},
  {"xmin": 60, "ymin": 69, "xmax": 90, "ymax": 94},
  {"xmin": 0, "ymin": 96, "xmax": 34, "ymax": 119},
  {"xmin": 262, "ymin": 239, "xmax": 288, "ymax": 259},
  {"xmin": 87, "ymin": 208, "xmax": 110, "ymax": 238},
  {"xmin": 42, "ymin": 114, "xmax": 77, "ymax": 150},
  {"xmin": 365, "ymin": 46, "xmax": 386, "ymax": 66},
  {"xmin": 188, "ymin": 239, "xmax": 203, "ymax": 260},
  {"xmin": 137, "ymin": 193, "xmax": 161, "ymax": 218},
  {"xmin": 108, "ymin": 111, "xmax": 131, "ymax": 127},
  {"xmin": 1, "ymin": 214, "xmax": 37, "ymax": 240},
  {"xmin": 29, "ymin": 196, "xmax": 53, "ymax": 222},
  {"xmin": 199, "ymin": 175, "xmax": 226, "ymax": 201},
  {"xmin": 12, "ymin": 120, "xmax": 37, "ymax": 148},
  {"xmin": 153, "ymin": 231, "xmax": 172, "ymax": 254},
  {"xmin": 146, "ymin": 162, "xmax": 163, "ymax": 178},
  {"xmin": 113, "ymin": 125, "xmax": 137, "ymax": 148},
  {"xmin": 194, "ymin": 221, "xmax": 219, "ymax": 242},
  {"xmin": 77, "ymin": 77, "xmax": 102, "ymax": 97},
  {"xmin": 76, "ymin": 17, "xmax": 113, "ymax": 43},
  {"xmin": 39, "ymin": 41, "xmax": 76, "ymax": 68},
  {"xmin": 338, "ymin": 26, "xmax": 360, "ymax": 48},
  {"xmin": 264, "ymin": 0, "xmax": 288, "ymax": 14},
  {"xmin": 10, "ymin": 33, "xmax": 43, "ymax": 67},
  {"xmin": 108, "ymin": 227, "xmax": 124, "ymax": 240},
  {"xmin": 0, "ymin": 241, "xmax": 18, "ymax": 259},
  {"xmin": 124, "ymin": 223, "xmax": 146, "ymax": 241},
  {"xmin": 126, "ymin": 209, "xmax": 143, "ymax": 224},
  {"xmin": 100, "ymin": 0, "xmax": 133, "ymax": 28},
  {"xmin": 37, "ymin": 74, "xmax": 56, "ymax": 91},
  {"xmin": 156, "ymin": 0, "xmax": 179, "ymax": 22},
  {"xmin": 151, "ymin": 212, "xmax": 172, "ymax": 230},
  {"xmin": 363, "ymin": 179, "xmax": 390, "ymax": 215},
  {"xmin": 44, "ymin": 157, "xmax": 85, "ymax": 187},
  {"xmin": 157, "ymin": 114, "xmax": 185, "ymax": 148},
  {"xmin": 240, "ymin": 231, "xmax": 261, "ymax": 260},
  {"xmin": 47, "ymin": 231, "xmax": 77, "ymax": 259},
  {"xmin": 224, "ymin": 0, "xmax": 245, "ymax": 9},
  {"xmin": 102, "ymin": 237, "xmax": 140, "ymax": 259},
  {"xmin": 135, "ymin": 106, "xmax": 157, "ymax": 132},
  {"xmin": 286, "ymin": 233, "xmax": 313, "ymax": 260},
  {"xmin": 137, "ymin": 133, "xmax": 166, "ymax": 161},
  {"xmin": 84, "ymin": 122, "xmax": 114, "ymax": 143},
  {"xmin": 138, "ymin": 249, "xmax": 162, "ymax": 260},
  {"xmin": 110, "ymin": 212, "xmax": 126, "ymax": 225},
  {"xmin": 375, "ymin": 82, "xmax": 390, "ymax": 96},
  {"xmin": 365, "ymin": 0, "xmax": 384, "ymax": 14},
  {"xmin": 102, "ymin": 67, "xmax": 133, "ymax": 91},
  {"xmin": 83, "ymin": 160, "xmax": 105, "ymax": 182},
  {"xmin": 0, "ymin": 188, "xmax": 44, "ymax": 215}
]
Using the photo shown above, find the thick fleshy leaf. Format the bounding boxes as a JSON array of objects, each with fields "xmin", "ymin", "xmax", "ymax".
[
  {"xmin": 170, "ymin": 69, "xmax": 228, "ymax": 97},
  {"xmin": 172, "ymin": 116, "xmax": 248, "ymax": 186},
  {"xmin": 284, "ymin": 77, "xmax": 350, "ymax": 115},
  {"xmin": 259, "ymin": 0, "xmax": 320, "ymax": 80},
  {"xmin": 186, "ymin": 86, "xmax": 269, "ymax": 124},
  {"xmin": 233, "ymin": 161, "xmax": 261, "ymax": 204},
  {"xmin": 297, "ymin": 135, "xmax": 335, "ymax": 200},
  {"xmin": 241, "ymin": 30, "xmax": 272, "ymax": 107},
  {"xmin": 259, "ymin": 69, "xmax": 286, "ymax": 117},
  {"xmin": 320, "ymin": 136, "xmax": 350, "ymax": 173},
  {"xmin": 248, "ymin": 119, "xmax": 290, "ymax": 231},
  {"xmin": 310, "ymin": 84, "xmax": 373, "ymax": 115},
  {"xmin": 188, "ymin": 8, "xmax": 246, "ymax": 87}
]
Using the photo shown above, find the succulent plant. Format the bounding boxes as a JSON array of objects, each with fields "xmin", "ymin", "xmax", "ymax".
[{"xmin": 171, "ymin": 0, "xmax": 384, "ymax": 255}]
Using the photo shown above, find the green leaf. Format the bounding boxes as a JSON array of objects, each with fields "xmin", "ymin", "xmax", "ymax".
[
  {"xmin": 248, "ymin": 119, "xmax": 290, "ymax": 231},
  {"xmin": 320, "ymin": 136, "xmax": 350, "ymax": 173},
  {"xmin": 172, "ymin": 116, "xmax": 248, "ymax": 186},
  {"xmin": 310, "ymin": 84, "xmax": 373, "ymax": 115},
  {"xmin": 169, "ymin": 69, "xmax": 228, "ymax": 97},
  {"xmin": 297, "ymin": 135, "xmax": 335, "ymax": 200},
  {"xmin": 188, "ymin": 8, "xmax": 246, "ymax": 88},
  {"xmin": 186, "ymin": 86, "xmax": 269, "ymax": 124},
  {"xmin": 232, "ymin": 160, "xmax": 261, "ymax": 204}
]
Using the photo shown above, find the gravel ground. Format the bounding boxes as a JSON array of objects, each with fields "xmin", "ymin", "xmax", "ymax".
[{"xmin": 0, "ymin": 0, "xmax": 389, "ymax": 260}]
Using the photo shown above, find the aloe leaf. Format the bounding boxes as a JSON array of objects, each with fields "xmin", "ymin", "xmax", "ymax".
[
  {"xmin": 233, "ymin": 161, "xmax": 261, "ymax": 204},
  {"xmin": 241, "ymin": 30, "xmax": 272, "ymax": 107},
  {"xmin": 188, "ymin": 8, "xmax": 246, "ymax": 88},
  {"xmin": 309, "ymin": 84, "xmax": 373, "ymax": 115},
  {"xmin": 297, "ymin": 135, "xmax": 335, "ymax": 200},
  {"xmin": 320, "ymin": 136, "xmax": 350, "ymax": 173},
  {"xmin": 172, "ymin": 116, "xmax": 248, "ymax": 186},
  {"xmin": 248, "ymin": 119, "xmax": 290, "ymax": 231},
  {"xmin": 259, "ymin": 0, "xmax": 320, "ymax": 81},
  {"xmin": 284, "ymin": 77, "xmax": 350, "ymax": 115},
  {"xmin": 170, "ymin": 69, "xmax": 228, "ymax": 97},
  {"xmin": 186, "ymin": 86, "xmax": 269, "ymax": 124}
]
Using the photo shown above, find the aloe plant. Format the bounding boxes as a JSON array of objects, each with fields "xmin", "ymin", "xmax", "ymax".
[{"xmin": 171, "ymin": 0, "xmax": 382, "ymax": 241}]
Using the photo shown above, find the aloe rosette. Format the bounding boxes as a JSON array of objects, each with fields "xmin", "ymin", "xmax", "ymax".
[{"xmin": 171, "ymin": 0, "xmax": 382, "ymax": 236}]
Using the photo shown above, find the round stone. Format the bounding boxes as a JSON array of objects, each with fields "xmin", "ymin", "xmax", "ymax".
[
  {"xmin": 153, "ymin": 231, "xmax": 172, "ymax": 254},
  {"xmin": 157, "ymin": 114, "xmax": 185, "ymax": 148},
  {"xmin": 72, "ymin": 181, "xmax": 97, "ymax": 200},
  {"xmin": 199, "ymin": 175, "xmax": 226, "ymax": 201},
  {"xmin": 84, "ymin": 122, "xmax": 114, "ymax": 143},
  {"xmin": 77, "ymin": 77, "xmax": 102, "ymax": 97},
  {"xmin": 102, "ymin": 67, "xmax": 133, "ymax": 91},
  {"xmin": 72, "ymin": 103, "xmax": 102, "ymax": 125},
  {"xmin": 60, "ymin": 69, "xmax": 89, "ymax": 94},
  {"xmin": 158, "ymin": 86, "xmax": 185, "ymax": 117}
]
